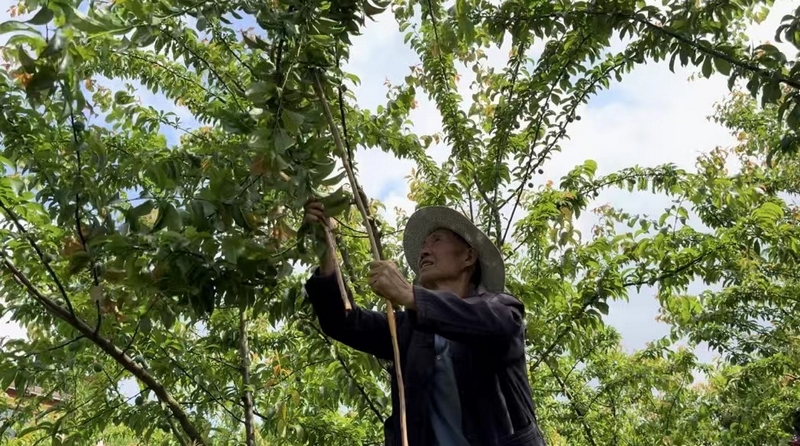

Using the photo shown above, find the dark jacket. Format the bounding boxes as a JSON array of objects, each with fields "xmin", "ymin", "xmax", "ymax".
[{"xmin": 304, "ymin": 270, "xmax": 546, "ymax": 446}]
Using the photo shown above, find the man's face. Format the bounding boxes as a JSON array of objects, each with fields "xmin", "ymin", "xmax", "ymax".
[{"xmin": 417, "ymin": 228, "xmax": 477, "ymax": 288}]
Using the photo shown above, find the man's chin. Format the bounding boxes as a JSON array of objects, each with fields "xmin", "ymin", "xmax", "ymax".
[{"xmin": 417, "ymin": 272, "xmax": 437, "ymax": 289}]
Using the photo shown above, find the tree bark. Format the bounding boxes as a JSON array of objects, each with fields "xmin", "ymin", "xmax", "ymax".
[{"xmin": 239, "ymin": 308, "xmax": 256, "ymax": 446}]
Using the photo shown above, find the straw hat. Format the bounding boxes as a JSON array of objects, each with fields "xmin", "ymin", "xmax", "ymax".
[{"xmin": 403, "ymin": 206, "xmax": 505, "ymax": 293}]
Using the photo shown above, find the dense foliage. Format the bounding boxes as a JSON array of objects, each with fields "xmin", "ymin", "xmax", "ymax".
[{"xmin": 0, "ymin": 0, "xmax": 799, "ymax": 444}]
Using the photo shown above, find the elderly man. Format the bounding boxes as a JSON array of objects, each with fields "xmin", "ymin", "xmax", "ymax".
[{"xmin": 304, "ymin": 203, "xmax": 546, "ymax": 446}]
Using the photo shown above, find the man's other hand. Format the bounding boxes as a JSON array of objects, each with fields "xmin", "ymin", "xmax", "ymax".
[{"xmin": 367, "ymin": 260, "xmax": 415, "ymax": 309}]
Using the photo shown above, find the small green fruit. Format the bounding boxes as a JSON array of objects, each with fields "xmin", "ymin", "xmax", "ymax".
[
  {"xmin": 135, "ymin": 396, "xmax": 144, "ymax": 406},
  {"xmin": 93, "ymin": 363, "xmax": 103, "ymax": 372}
]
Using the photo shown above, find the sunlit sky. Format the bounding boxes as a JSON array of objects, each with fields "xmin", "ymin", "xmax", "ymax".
[{"xmin": 1, "ymin": 0, "xmax": 796, "ymax": 390}]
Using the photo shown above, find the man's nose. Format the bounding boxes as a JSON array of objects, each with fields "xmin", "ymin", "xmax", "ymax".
[{"xmin": 419, "ymin": 246, "xmax": 431, "ymax": 259}]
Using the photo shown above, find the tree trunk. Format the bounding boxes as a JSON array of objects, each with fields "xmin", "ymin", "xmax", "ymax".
[{"xmin": 239, "ymin": 308, "xmax": 256, "ymax": 446}]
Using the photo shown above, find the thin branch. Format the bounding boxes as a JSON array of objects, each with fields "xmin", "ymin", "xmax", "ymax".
[
  {"xmin": 154, "ymin": 343, "xmax": 244, "ymax": 424},
  {"xmin": 629, "ymin": 14, "xmax": 800, "ymax": 90},
  {"xmin": 335, "ymin": 46, "xmax": 356, "ymax": 163},
  {"xmin": 530, "ymin": 252, "xmax": 708, "ymax": 369},
  {"xmin": 161, "ymin": 27, "xmax": 246, "ymax": 112},
  {"xmin": 0, "ymin": 383, "xmax": 27, "ymax": 437},
  {"xmin": 485, "ymin": 25, "xmax": 532, "ymax": 244},
  {"xmin": 472, "ymin": 174, "xmax": 502, "ymax": 245},
  {"xmin": 499, "ymin": 31, "xmax": 597, "ymax": 246},
  {"xmin": 496, "ymin": 7, "xmax": 800, "ymax": 90},
  {"xmin": 120, "ymin": 51, "xmax": 228, "ymax": 104},
  {"xmin": 21, "ymin": 336, "xmax": 85, "ymax": 358},
  {"xmin": 166, "ymin": 411, "xmax": 191, "ymax": 446},
  {"xmin": 73, "ymin": 388, "xmax": 145, "ymax": 430},
  {"xmin": 0, "ymin": 199, "xmax": 75, "ymax": 315},
  {"xmin": 215, "ymin": 31, "xmax": 257, "ymax": 78},
  {"xmin": 547, "ymin": 360, "xmax": 597, "ymax": 446},
  {"xmin": 323, "ymin": 222, "xmax": 352, "ymax": 312},
  {"xmin": 68, "ymin": 110, "xmax": 102, "ymax": 335},
  {"xmin": 334, "ymin": 217, "xmax": 400, "ymax": 238},
  {"xmin": 309, "ymin": 323, "xmax": 384, "ymax": 423}
]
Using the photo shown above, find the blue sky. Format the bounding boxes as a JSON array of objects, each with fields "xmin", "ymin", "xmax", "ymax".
[{"xmin": 0, "ymin": 0, "xmax": 796, "ymax": 389}]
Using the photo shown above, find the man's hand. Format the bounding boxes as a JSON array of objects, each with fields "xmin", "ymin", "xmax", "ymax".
[
  {"xmin": 303, "ymin": 199, "xmax": 336, "ymax": 276},
  {"xmin": 367, "ymin": 260, "xmax": 415, "ymax": 310},
  {"xmin": 303, "ymin": 199, "xmax": 331, "ymax": 229}
]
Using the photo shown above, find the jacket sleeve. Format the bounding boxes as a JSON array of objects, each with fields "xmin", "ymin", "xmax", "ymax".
[
  {"xmin": 412, "ymin": 286, "xmax": 524, "ymax": 346},
  {"xmin": 304, "ymin": 269, "xmax": 394, "ymax": 361}
]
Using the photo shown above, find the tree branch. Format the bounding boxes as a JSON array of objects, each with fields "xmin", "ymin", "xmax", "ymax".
[
  {"xmin": 530, "ymin": 252, "xmax": 708, "ymax": 369},
  {"xmin": 485, "ymin": 24, "xmax": 532, "ymax": 244},
  {"xmin": 308, "ymin": 323, "xmax": 384, "ymax": 423},
  {"xmin": 68, "ymin": 111, "xmax": 102, "ymax": 335},
  {"xmin": 546, "ymin": 360, "xmax": 597, "ymax": 446},
  {"xmin": 161, "ymin": 27, "xmax": 246, "ymax": 112},
  {"xmin": 501, "ymin": 34, "xmax": 626, "ymax": 246},
  {"xmin": 0, "ymin": 257, "xmax": 206, "ymax": 445},
  {"xmin": 239, "ymin": 308, "xmax": 256, "ymax": 446},
  {"xmin": 497, "ymin": 8, "xmax": 800, "ymax": 91},
  {"xmin": 154, "ymin": 343, "xmax": 244, "ymax": 424},
  {"xmin": 0, "ymin": 199, "xmax": 75, "ymax": 315},
  {"xmin": 120, "ymin": 51, "xmax": 228, "ymax": 104},
  {"xmin": 629, "ymin": 14, "xmax": 800, "ymax": 90},
  {"xmin": 476, "ymin": 176, "xmax": 504, "ymax": 242},
  {"xmin": 21, "ymin": 335, "xmax": 85, "ymax": 358}
]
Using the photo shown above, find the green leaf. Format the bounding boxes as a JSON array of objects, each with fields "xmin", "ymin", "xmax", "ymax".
[
  {"xmin": 0, "ymin": 21, "xmax": 38, "ymax": 35},
  {"xmin": 221, "ymin": 237, "xmax": 245, "ymax": 264},
  {"xmin": 231, "ymin": 205, "xmax": 253, "ymax": 231},
  {"xmin": 151, "ymin": 203, "xmax": 178, "ymax": 232},
  {"xmin": 27, "ymin": 6, "xmax": 54, "ymax": 25},
  {"xmin": 583, "ymin": 159, "xmax": 598, "ymax": 176},
  {"xmin": 281, "ymin": 110, "xmax": 306, "ymax": 134},
  {"xmin": 273, "ymin": 129, "xmax": 295, "ymax": 153},
  {"xmin": 751, "ymin": 201, "xmax": 784, "ymax": 226},
  {"xmin": 701, "ymin": 56, "xmax": 713, "ymax": 78},
  {"xmin": 130, "ymin": 200, "xmax": 155, "ymax": 219},
  {"xmin": 64, "ymin": 6, "xmax": 116, "ymax": 35},
  {"xmin": 761, "ymin": 81, "xmax": 782, "ymax": 107},
  {"xmin": 67, "ymin": 251, "xmax": 91, "ymax": 276},
  {"xmin": 16, "ymin": 46, "xmax": 36, "ymax": 73},
  {"xmin": 318, "ymin": 187, "xmax": 352, "ymax": 217},
  {"xmin": 140, "ymin": 317, "xmax": 152, "ymax": 335},
  {"xmin": 714, "ymin": 57, "xmax": 732, "ymax": 76}
]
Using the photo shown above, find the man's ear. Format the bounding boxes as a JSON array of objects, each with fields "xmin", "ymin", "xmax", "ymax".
[{"xmin": 464, "ymin": 247, "xmax": 478, "ymax": 268}]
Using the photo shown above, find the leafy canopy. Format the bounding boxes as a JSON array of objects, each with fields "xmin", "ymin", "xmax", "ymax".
[{"xmin": 0, "ymin": 0, "xmax": 799, "ymax": 444}]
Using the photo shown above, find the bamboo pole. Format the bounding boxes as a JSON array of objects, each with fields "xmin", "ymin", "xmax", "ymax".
[
  {"xmin": 313, "ymin": 71, "xmax": 409, "ymax": 446},
  {"xmin": 323, "ymin": 223, "xmax": 352, "ymax": 312}
]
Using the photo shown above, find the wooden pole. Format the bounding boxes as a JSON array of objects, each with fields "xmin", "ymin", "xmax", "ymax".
[
  {"xmin": 323, "ymin": 222, "xmax": 352, "ymax": 312},
  {"xmin": 313, "ymin": 71, "xmax": 409, "ymax": 446}
]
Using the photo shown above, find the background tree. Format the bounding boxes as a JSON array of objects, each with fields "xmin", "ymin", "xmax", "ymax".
[{"xmin": 0, "ymin": 0, "xmax": 798, "ymax": 444}]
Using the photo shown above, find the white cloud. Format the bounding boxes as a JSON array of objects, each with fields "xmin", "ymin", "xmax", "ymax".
[{"xmin": 0, "ymin": 314, "xmax": 27, "ymax": 341}]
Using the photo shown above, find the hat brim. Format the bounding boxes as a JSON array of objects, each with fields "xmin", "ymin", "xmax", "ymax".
[{"xmin": 403, "ymin": 206, "xmax": 505, "ymax": 293}]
